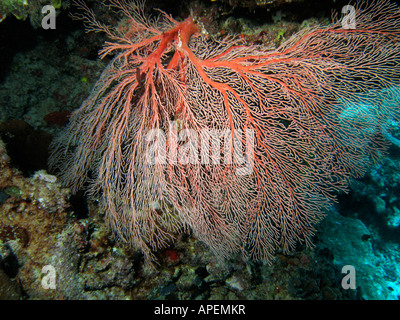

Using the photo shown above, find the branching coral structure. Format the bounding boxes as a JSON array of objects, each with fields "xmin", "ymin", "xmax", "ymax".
[{"xmin": 50, "ymin": 0, "xmax": 400, "ymax": 265}]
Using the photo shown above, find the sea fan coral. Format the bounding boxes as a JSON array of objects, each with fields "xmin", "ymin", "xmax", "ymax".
[{"xmin": 50, "ymin": 0, "xmax": 400, "ymax": 265}]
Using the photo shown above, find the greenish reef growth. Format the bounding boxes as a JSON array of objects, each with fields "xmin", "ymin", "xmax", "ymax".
[{"xmin": 0, "ymin": 0, "xmax": 62, "ymax": 27}]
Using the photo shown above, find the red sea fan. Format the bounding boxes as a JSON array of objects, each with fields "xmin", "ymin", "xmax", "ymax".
[{"xmin": 49, "ymin": 0, "xmax": 400, "ymax": 265}]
